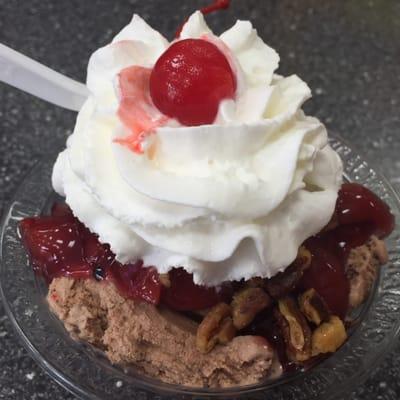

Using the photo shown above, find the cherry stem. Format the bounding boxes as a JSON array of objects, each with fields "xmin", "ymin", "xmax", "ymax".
[
  {"xmin": 175, "ymin": 0, "xmax": 231, "ymax": 38},
  {"xmin": 201, "ymin": 0, "xmax": 231, "ymax": 14}
]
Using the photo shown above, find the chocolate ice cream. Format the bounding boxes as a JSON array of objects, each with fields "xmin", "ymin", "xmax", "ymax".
[{"xmin": 48, "ymin": 277, "xmax": 278, "ymax": 388}]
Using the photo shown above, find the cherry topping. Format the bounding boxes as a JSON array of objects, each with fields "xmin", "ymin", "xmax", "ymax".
[
  {"xmin": 335, "ymin": 183, "xmax": 395, "ymax": 238},
  {"xmin": 108, "ymin": 261, "xmax": 162, "ymax": 305},
  {"xmin": 150, "ymin": 39, "xmax": 236, "ymax": 126},
  {"xmin": 300, "ymin": 236, "xmax": 350, "ymax": 319},
  {"xmin": 20, "ymin": 181, "xmax": 395, "ymax": 316},
  {"xmin": 299, "ymin": 183, "xmax": 395, "ymax": 318},
  {"xmin": 20, "ymin": 204, "xmax": 162, "ymax": 305},
  {"xmin": 20, "ymin": 216, "xmax": 91, "ymax": 282},
  {"xmin": 161, "ymin": 268, "xmax": 229, "ymax": 311}
]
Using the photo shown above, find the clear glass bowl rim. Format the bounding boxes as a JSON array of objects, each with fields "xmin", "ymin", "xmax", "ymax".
[{"xmin": 1, "ymin": 135, "xmax": 400, "ymax": 400}]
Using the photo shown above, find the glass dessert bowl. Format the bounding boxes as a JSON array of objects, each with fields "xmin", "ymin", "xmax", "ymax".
[
  {"xmin": 1, "ymin": 137, "xmax": 400, "ymax": 400},
  {"xmin": 1, "ymin": 4, "xmax": 400, "ymax": 399}
]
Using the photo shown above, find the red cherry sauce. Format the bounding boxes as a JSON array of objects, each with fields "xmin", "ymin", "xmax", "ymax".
[
  {"xmin": 108, "ymin": 261, "xmax": 162, "ymax": 305},
  {"xmin": 245, "ymin": 184, "xmax": 394, "ymax": 371},
  {"xmin": 20, "ymin": 183, "xmax": 394, "ymax": 317},
  {"xmin": 20, "ymin": 215, "xmax": 91, "ymax": 282},
  {"xmin": 150, "ymin": 38, "xmax": 236, "ymax": 126},
  {"xmin": 300, "ymin": 183, "xmax": 395, "ymax": 318},
  {"xmin": 336, "ymin": 182, "xmax": 395, "ymax": 238},
  {"xmin": 162, "ymin": 268, "xmax": 232, "ymax": 311},
  {"xmin": 20, "ymin": 205, "xmax": 228, "ymax": 308},
  {"xmin": 20, "ymin": 205, "xmax": 162, "ymax": 305},
  {"xmin": 175, "ymin": 0, "xmax": 231, "ymax": 38},
  {"xmin": 114, "ymin": 66, "xmax": 168, "ymax": 154}
]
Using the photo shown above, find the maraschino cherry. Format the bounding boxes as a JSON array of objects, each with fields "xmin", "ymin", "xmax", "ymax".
[{"xmin": 150, "ymin": 38, "xmax": 236, "ymax": 126}]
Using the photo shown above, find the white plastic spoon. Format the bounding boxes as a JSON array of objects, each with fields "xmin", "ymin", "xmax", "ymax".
[{"xmin": 0, "ymin": 43, "xmax": 89, "ymax": 111}]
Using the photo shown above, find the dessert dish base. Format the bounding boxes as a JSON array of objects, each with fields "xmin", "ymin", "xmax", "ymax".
[{"xmin": 1, "ymin": 136, "xmax": 400, "ymax": 399}]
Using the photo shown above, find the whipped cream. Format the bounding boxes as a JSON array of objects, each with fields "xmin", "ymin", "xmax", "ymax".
[{"xmin": 53, "ymin": 12, "xmax": 343, "ymax": 285}]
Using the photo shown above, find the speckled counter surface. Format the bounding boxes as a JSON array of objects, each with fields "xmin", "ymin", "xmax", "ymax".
[{"xmin": 0, "ymin": 0, "xmax": 399, "ymax": 399}]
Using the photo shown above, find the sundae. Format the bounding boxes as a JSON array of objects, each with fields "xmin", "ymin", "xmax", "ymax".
[{"xmin": 20, "ymin": 6, "xmax": 394, "ymax": 388}]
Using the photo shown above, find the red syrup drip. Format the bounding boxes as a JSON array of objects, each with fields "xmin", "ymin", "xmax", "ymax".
[
  {"xmin": 114, "ymin": 66, "xmax": 168, "ymax": 154},
  {"xmin": 175, "ymin": 0, "xmax": 231, "ymax": 38}
]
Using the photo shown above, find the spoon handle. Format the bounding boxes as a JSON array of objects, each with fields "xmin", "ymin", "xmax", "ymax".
[{"xmin": 0, "ymin": 43, "xmax": 89, "ymax": 111}]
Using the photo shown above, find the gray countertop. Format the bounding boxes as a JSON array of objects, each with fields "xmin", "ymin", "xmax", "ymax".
[{"xmin": 0, "ymin": 0, "xmax": 399, "ymax": 398}]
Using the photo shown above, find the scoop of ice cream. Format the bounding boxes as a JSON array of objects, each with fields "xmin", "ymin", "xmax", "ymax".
[
  {"xmin": 53, "ymin": 12, "xmax": 343, "ymax": 285},
  {"xmin": 48, "ymin": 277, "xmax": 278, "ymax": 387}
]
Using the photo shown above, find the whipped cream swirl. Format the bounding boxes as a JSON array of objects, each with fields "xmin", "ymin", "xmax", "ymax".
[{"xmin": 53, "ymin": 12, "xmax": 343, "ymax": 285}]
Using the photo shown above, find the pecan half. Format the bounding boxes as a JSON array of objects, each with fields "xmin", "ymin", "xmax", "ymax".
[
  {"xmin": 311, "ymin": 316, "xmax": 347, "ymax": 356},
  {"xmin": 274, "ymin": 296, "xmax": 312, "ymax": 362},
  {"xmin": 298, "ymin": 289, "xmax": 330, "ymax": 326},
  {"xmin": 196, "ymin": 303, "xmax": 236, "ymax": 353},
  {"xmin": 217, "ymin": 316, "xmax": 237, "ymax": 344},
  {"xmin": 346, "ymin": 236, "xmax": 388, "ymax": 309},
  {"xmin": 231, "ymin": 287, "xmax": 271, "ymax": 330},
  {"xmin": 266, "ymin": 247, "xmax": 312, "ymax": 299}
]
